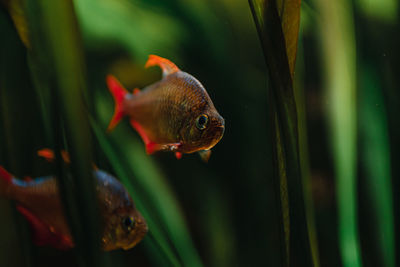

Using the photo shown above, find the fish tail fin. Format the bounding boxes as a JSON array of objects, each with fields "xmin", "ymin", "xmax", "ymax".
[
  {"xmin": 0, "ymin": 166, "xmax": 13, "ymax": 196},
  {"xmin": 145, "ymin": 55, "xmax": 180, "ymax": 77},
  {"xmin": 106, "ymin": 75, "xmax": 129, "ymax": 131}
]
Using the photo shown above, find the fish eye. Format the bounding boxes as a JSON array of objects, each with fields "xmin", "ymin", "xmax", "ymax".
[
  {"xmin": 196, "ymin": 114, "xmax": 208, "ymax": 130},
  {"xmin": 122, "ymin": 216, "xmax": 135, "ymax": 231}
]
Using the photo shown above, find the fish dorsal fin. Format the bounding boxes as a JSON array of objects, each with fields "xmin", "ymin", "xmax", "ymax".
[
  {"xmin": 37, "ymin": 149, "xmax": 70, "ymax": 163},
  {"xmin": 37, "ymin": 149, "xmax": 99, "ymax": 169},
  {"xmin": 145, "ymin": 55, "xmax": 180, "ymax": 77}
]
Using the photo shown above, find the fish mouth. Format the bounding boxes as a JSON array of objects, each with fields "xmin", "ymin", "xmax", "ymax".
[
  {"xmin": 202, "ymin": 124, "xmax": 225, "ymax": 151},
  {"xmin": 217, "ymin": 124, "xmax": 225, "ymax": 135},
  {"xmin": 122, "ymin": 221, "xmax": 148, "ymax": 250}
]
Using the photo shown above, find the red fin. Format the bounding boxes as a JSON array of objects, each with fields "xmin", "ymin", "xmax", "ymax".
[
  {"xmin": 0, "ymin": 166, "xmax": 13, "ymax": 196},
  {"xmin": 145, "ymin": 55, "xmax": 180, "ymax": 77},
  {"xmin": 130, "ymin": 119, "xmax": 151, "ymax": 145},
  {"xmin": 17, "ymin": 205, "xmax": 73, "ymax": 250},
  {"xmin": 175, "ymin": 152, "xmax": 182, "ymax": 159},
  {"xmin": 0, "ymin": 166, "xmax": 13, "ymax": 184},
  {"xmin": 133, "ymin": 88, "xmax": 140, "ymax": 95},
  {"xmin": 129, "ymin": 119, "xmax": 159, "ymax": 154},
  {"xmin": 37, "ymin": 149, "xmax": 55, "ymax": 161},
  {"xmin": 37, "ymin": 149, "xmax": 70, "ymax": 163},
  {"xmin": 106, "ymin": 75, "xmax": 129, "ymax": 131},
  {"xmin": 129, "ymin": 119, "xmax": 182, "ymax": 155},
  {"xmin": 146, "ymin": 143, "xmax": 165, "ymax": 155}
]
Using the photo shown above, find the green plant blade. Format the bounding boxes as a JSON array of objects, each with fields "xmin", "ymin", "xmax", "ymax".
[
  {"xmin": 359, "ymin": 65, "xmax": 394, "ymax": 267},
  {"xmin": 0, "ymin": 7, "xmax": 35, "ymax": 267},
  {"xmin": 313, "ymin": 1, "xmax": 361, "ymax": 267},
  {"xmin": 25, "ymin": 1, "xmax": 104, "ymax": 266},
  {"xmin": 248, "ymin": 0, "xmax": 316, "ymax": 266}
]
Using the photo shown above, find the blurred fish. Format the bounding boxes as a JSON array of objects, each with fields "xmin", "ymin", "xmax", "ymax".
[
  {"xmin": 0, "ymin": 151, "xmax": 148, "ymax": 251},
  {"xmin": 107, "ymin": 55, "xmax": 225, "ymax": 160}
]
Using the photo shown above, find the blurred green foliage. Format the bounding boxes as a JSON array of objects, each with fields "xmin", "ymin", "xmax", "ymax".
[{"xmin": 0, "ymin": 0, "xmax": 399, "ymax": 266}]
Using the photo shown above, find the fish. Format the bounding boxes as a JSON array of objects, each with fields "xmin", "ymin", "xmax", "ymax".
[
  {"xmin": 107, "ymin": 55, "xmax": 225, "ymax": 160},
  {"xmin": 0, "ymin": 151, "xmax": 148, "ymax": 251}
]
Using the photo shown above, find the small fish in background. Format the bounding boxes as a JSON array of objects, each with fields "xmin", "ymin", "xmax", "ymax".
[
  {"xmin": 107, "ymin": 55, "xmax": 225, "ymax": 160},
  {"xmin": 0, "ymin": 150, "xmax": 148, "ymax": 251}
]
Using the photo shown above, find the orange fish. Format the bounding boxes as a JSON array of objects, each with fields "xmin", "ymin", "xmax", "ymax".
[
  {"xmin": 0, "ymin": 151, "xmax": 148, "ymax": 251},
  {"xmin": 107, "ymin": 55, "xmax": 225, "ymax": 160}
]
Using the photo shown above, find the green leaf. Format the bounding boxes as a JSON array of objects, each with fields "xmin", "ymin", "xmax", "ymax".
[
  {"xmin": 359, "ymin": 65, "xmax": 394, "ymax": 267},
  {"xmin": 25, "ymin": 1, "xmax": 105, "ymax": 266},
  {"xmin": 248, "ymin": 0, "xmax": 317, "ymax": 266},
  {"xmin": 313, "ymin": 1, "xmax": 361, "ymax": 267}
]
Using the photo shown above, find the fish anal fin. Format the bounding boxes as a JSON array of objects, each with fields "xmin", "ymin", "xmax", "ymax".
[
  {"xmin": 129, "ymin": 119, "xmax": 182, "ymax": 155},
  {"xmin": 130, "ymin": 119, "xmax": 151, "ymax": 146},
  {"xmin": 106, "ymin": 75, "xmax": 129, "ymax": 131},
  {"xmin": 16, "ymin": 205, "xmax": 73, "ymax": 250},
  {"xmin": 145, "ymin": 55, "xmax": 180, "ymax": 77}
]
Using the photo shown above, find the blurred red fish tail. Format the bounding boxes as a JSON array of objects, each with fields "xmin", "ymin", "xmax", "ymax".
[
  {"xmin": 106, "ymin": 75, "xmax": 128, "ymax": 131},
  {"xmin": 0, "ymin": 166, "xmax": 13, "ymax": 196},
  {"xmin": 145, "ymin": 55, "xmax": 180, "ymax": 76}
]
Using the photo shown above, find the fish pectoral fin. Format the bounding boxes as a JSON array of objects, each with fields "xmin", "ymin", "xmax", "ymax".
[
  {"xmin": 198, "ymin": 150, "xmax": 212, "ymax": 162},
  {"xmin": 145, "ymin": 142, "xmax": 182, "ymax": 155},
  {"xmin": 146, "ymin": 142, "xmax": 181, "ymax": 155},
  {"xmin": 175, "ymin": 152, "xmax": 182, "ymax": 159},
  {"xmin": 145, "ymin": 55, "xmax": 180, "ymax": 77},
  {"xmin": 16, "ymin": 205, "xmax": 74, "ymax": 250}
]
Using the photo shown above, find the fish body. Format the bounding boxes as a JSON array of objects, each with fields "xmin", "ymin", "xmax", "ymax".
[
  {"xmin": 107, "ymin": 55, "xmax": 225, "ymax": 159},
  {"xmin": 0, "ymin": 166, "xmax": 147, "ymax": 251}
]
